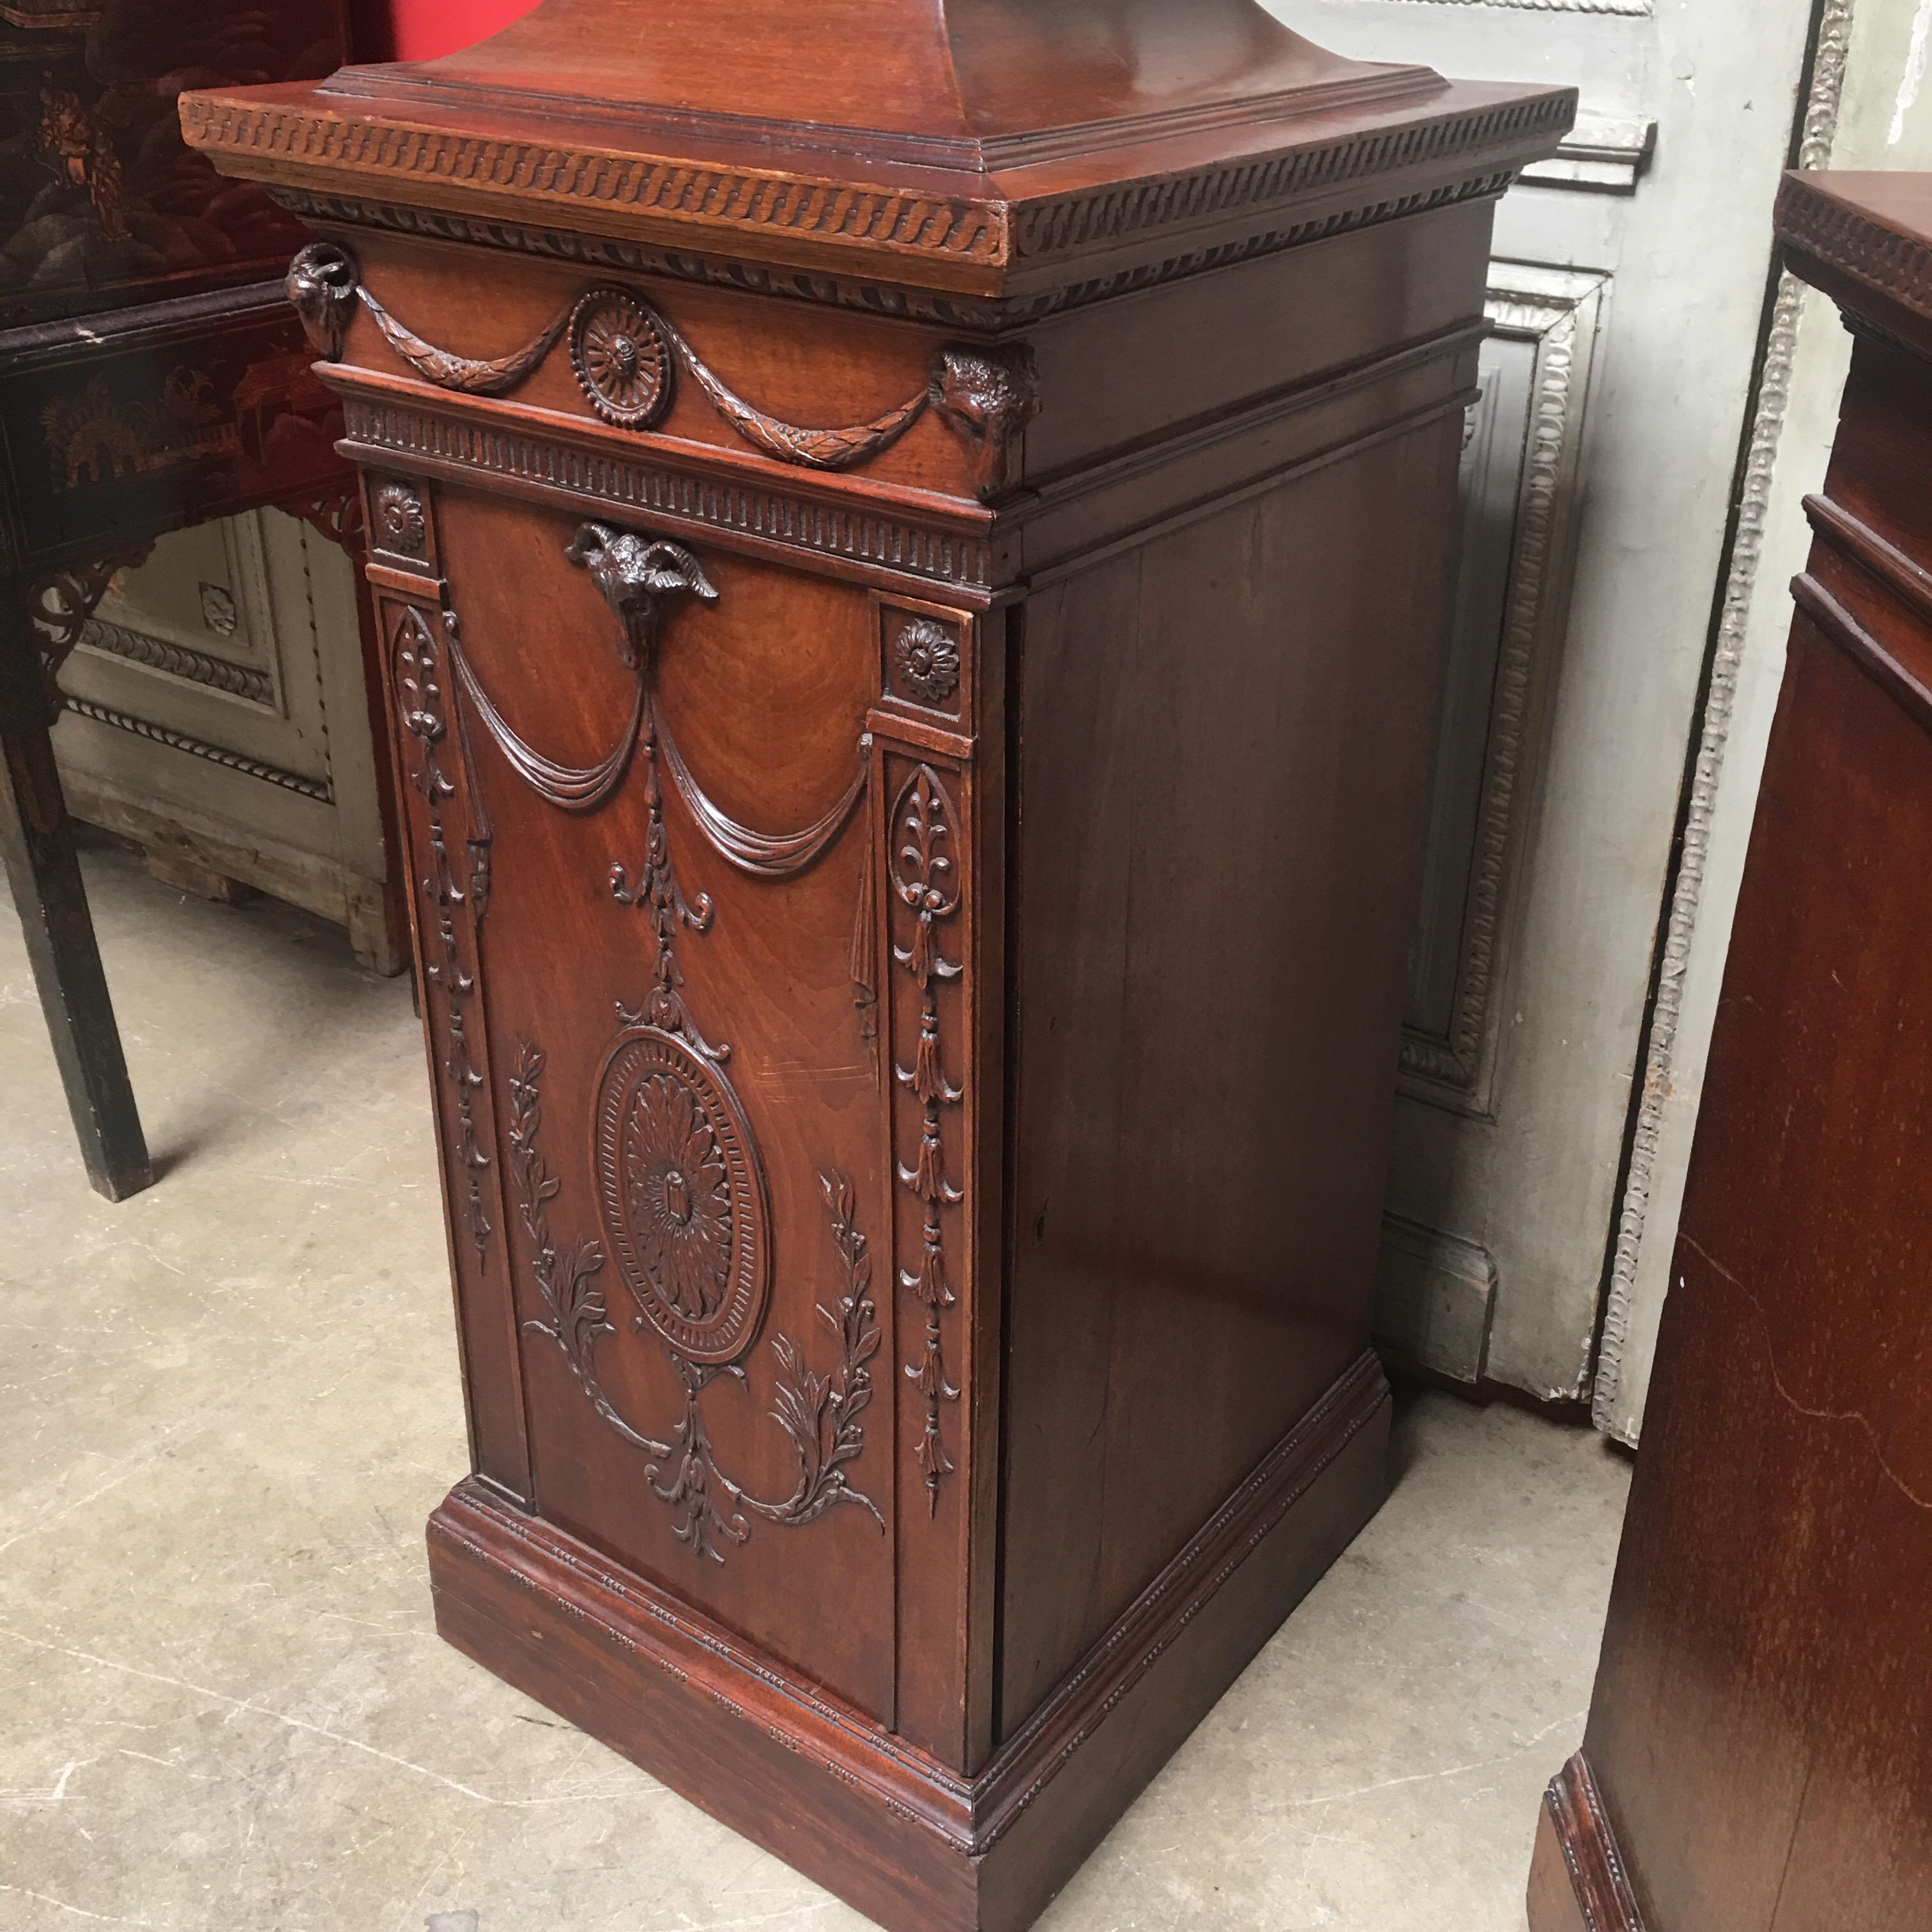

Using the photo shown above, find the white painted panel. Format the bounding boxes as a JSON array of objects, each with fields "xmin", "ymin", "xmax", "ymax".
[
  {"xmin": 1273, "ymin": 0, "xmax": 1825, "ymax": 1400},
  {"xmin": 50, "ymin": 509, "xmax": 402, "ymax": 974}
]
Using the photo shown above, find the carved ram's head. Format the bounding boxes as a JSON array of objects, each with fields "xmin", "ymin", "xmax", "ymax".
[
  {"xmin": 564, "ymin": 524, "xmax": 718, "ymax": 672},
  {"xmin": 287, "ymin": 242, "xmax": 360, "ymax": 364}
]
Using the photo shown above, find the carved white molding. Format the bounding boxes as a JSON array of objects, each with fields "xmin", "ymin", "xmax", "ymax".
[
  {"xmin": 1521, "ymin": 114, "xmax": 1658, "ymax": 194},
  {"xmin": 1373, "ymin": 0, "xmax": 1650, "ymax": 13},
  {"xmin": 1593, "ymin": 0, "xmax": 1857, "ymax": 1443},
  {"xmin": 1400, "ymin": 263, "xmax": 1607, "ymax": 1113},
  {"xmin": 59, "ymin": 694, "xmax": 332, "ymax": 800},
  {"xmin": 77, "ymin": 616, "xmax": 275, "ymax": 707}
]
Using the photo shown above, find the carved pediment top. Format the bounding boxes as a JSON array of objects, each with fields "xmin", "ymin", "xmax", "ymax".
[
  {"xmin": 319, "ymin": 0, "xmax": 1443, "ymax": 173},
  {"xmin": 180, "ymin": 1, "xmax": 1573, "ymax": 302}
]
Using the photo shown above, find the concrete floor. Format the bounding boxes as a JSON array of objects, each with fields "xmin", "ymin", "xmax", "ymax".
[{"xmin": 0, "ymin": 839, "xmax": 1633, "ymax": 1932}]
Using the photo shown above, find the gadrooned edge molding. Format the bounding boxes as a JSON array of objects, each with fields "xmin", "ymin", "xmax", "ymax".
[
  {"xmin": 1775, "ymin": 170, "xmax": 1932, "ymax": 327},
  {"xmin": 270, "ymin": 169, "xmax": 1521, "ymax": 327},
  {"xmin": 181, "ymin": 90, "xmax": 1571, "ymax": 288}
]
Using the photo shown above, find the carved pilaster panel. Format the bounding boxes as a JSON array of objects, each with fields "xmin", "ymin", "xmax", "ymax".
[
  {"xmin": 368, "ymin": 525, "xmax": 532, "ymax": 1501},
  {"xmin": 885, "ymin": 758, "xmax": 969, "ymax": 1518},
  {"xmin": 870, "ymin": 689, "xmax": 986, "ymax": 1763}
]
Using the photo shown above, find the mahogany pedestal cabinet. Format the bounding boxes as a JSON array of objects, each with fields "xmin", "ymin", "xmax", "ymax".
[
  {"xmin": 1527, "ymin": 170, "xmax": 1932, "ymax": 1932},
  {"xmin": 183, "ymin": 10, "xmax": 1572, "ymax": 1928}
]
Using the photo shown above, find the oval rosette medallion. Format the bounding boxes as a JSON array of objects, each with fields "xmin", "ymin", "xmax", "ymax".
[{"xmin": 592, "ymin": 1028, "xmax": 770, "ymax": 1363}]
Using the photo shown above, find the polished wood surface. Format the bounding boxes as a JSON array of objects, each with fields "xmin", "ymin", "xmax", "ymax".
[
  {"xmin": 0, "ymin": 1, "xmax": 367, "ymax": 1200},
  {"xmin": 1528, "ymin": 168, "xmax": 1932, "ymax": 1932},
  {"xmin": 328, "ymin": 0, "xmax": 1437, "ymax": 161},
  {"xmin": 185, "ymin": 8, "xmax": 1571, "ymax": 1927}
]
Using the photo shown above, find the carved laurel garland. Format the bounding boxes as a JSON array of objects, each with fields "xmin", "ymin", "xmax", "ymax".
[
  {"xmin": 889, "ymin": 765, "xmax": 966, "ymax": 1512},
  {"xmin": 292, "ymin": 242, "xmax": 946, "ymax": 475},
  {"xmin": 289, "ymin": 242, "xmax": 1039, "ymax": 497},
  {"xmin": 1597, "ymin": 0, "xmax": 1855, "ymax": 1441},
  {"xmin": 512, "ymin": 1041, "xmax": 887, "ymax": 1562}
]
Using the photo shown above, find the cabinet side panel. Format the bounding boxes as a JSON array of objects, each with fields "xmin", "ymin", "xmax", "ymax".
[
  {"xmin": 1579, "ymin": 605, "xmax": 1932, "ymax": 1932},
  {"xmin": 999, "ymin": 420, "xmax": 1459, "ymax": 1736}
]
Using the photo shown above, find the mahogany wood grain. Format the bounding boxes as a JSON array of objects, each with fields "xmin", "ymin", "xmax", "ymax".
[
  {"xmin": 1529, "ymin": 169, "xmax": 1932, "ymax": 1932},
  {"xmin": 185, "ymin": 9, "xmax": 1570, "ymax": 1926}
]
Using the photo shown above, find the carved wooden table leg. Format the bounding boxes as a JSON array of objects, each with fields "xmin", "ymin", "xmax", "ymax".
[{"xmin": 0, "ymin": 569, "xmax": 151, "ymax": 1200}]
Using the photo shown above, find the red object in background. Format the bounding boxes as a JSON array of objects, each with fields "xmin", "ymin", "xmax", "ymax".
[{"xmin": 348, "ymin": 0, "xmax": 541, "ymax": 62}]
